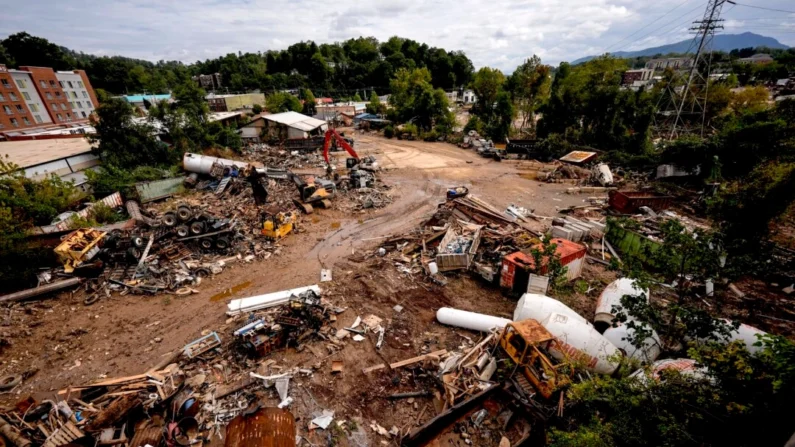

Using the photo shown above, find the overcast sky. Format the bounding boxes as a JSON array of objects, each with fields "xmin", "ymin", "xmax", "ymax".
[{"xmin": 1, "ymin": 0, "xmax": 793, "ymax": 72}]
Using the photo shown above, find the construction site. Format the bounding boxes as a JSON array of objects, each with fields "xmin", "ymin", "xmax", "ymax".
[{"xmin": 1, "ymin": 122, "xmax": 793, "ymax": 447}]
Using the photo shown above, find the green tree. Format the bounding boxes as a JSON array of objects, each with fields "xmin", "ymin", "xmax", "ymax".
[
  {"xmin": 471, "ymin": 67, "xmax": 505, "ymax": 118},
  {"xmin": 367, "ymin": 91, "xmax": 386, "ymax": 115},
  {"xmin": 301, "ymin": 89, "xmax": 316, "ymax": 115},
  {"xmin": 389, "ymin": 68, "xmax": 454, "ymax": 133},
  {"xmin": 266, "ymin": 92, "xmax": 303, "ymax": 113},
  {"xmin": 252, "ymin": 103, "xmax": 263, "ymax": 115},
  {"xmin": 508, "ymin": 55, "xmax": 551, "ymax": 134},
  {"xmin": 353, "ymin": 92, "xmax": 363, "ymax": 101}
]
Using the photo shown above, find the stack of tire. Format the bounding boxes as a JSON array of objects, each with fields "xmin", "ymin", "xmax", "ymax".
[{"xmin": 161, "ymin": 205, "xmax": 231, "ymax": 250}]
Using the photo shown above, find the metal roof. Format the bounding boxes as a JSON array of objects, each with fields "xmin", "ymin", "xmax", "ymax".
[
  {"xmin": 123, "ymin": 94, "xmax": 171, "ymax": 103},
  {"xmin": 0, "ymin": 138, "xmax": 93, "ymax": 168},
  {"xmin": 262, "ymin": 111, "xmax": 326, "ymax": 131}
]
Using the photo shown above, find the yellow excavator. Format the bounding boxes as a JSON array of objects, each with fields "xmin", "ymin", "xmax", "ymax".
[{"xmin": 498, "ymin": 320, "xmax": 572, "ymax": 399}]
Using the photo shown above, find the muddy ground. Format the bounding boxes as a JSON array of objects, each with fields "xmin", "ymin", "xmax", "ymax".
[{"xmin": 2, "ymin": 133, "xmax": 790, "ymax": 446}]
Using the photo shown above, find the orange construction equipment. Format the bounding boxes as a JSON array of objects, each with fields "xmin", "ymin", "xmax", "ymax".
[{"xmin": 322, "ymin": 129, "xmax": 359, "ymax": 174}]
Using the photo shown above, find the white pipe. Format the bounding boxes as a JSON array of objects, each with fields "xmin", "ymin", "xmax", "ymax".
[
  {"xmin": 541, "ymin": 312, "xmax": 622, "ymax": 375},
  {"xmin": 183, "ymin": 152, "xmax": 249, "ymax": 175},
  {"xmin": 227, "ymin": 285, "xmax": 320, "ymax": 315},
  {"xmin": 436, "ymin": 307, "xmax": 511, "ymax": 333},
  {"xmin": 514, "ymin": 293, "xmax": 588, "ymax": 325},
  {"xmin": 595, "ymin": 278, "xmax": 649, "ymax": 329}
]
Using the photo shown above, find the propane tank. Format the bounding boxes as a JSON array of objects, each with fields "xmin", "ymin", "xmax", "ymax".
[
  {"xmin": 629, "ymin": 358, "xmax": 708, "ymax": 384},
  {"xmin": 603, "ymin": 323, "xmax": 661, "ymax": 363},
  {"xmin": 183, "ymin": 152, "xmax": 249, "ymax": 175},
  {"xmin": 594, "ymin": 278, "xmax": 649, "ymax": 331},
  {"xmin": 436, "ymin": 307, "xmax": 511, "ymax": 333},
  {"xmin": 514, "ymin": 293, "xmax": 588, "ymax": 325},
  {"xmin": 541, "ymin": 312, "xmax": 622, "ymax": 375}
]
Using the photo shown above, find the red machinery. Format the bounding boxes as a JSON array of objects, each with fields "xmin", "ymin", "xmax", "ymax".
[{"xmin": 322, "ymin": 129, "xmax": 359, "ymax": 173}]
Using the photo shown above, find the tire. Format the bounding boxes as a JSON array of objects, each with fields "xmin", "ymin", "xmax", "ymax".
[
  {"xmin": 176, "ymin": 225, "xmax": 190, "ymax": 238},
  {"xmin": 163, "ymin": 212, "xmax": 178, "ymax": 227},
  {"xmin": 131, "ymin": 236, "xmax": 145, "ymax": 248},
  {"xmin": 177, "ymin": 205, "xmax": 193, "ymax": 222},
  {"xmin": 193, "ymin": 268, "xmax": 211, "ymax": 278},
  {"xmin": 127, "ymin": 247, "xmax": 142, "ymax": 261},
  {"xmin": 190, "ymin": 221, "xmax": 206, "ymax": 235},
  {"xmin": 0, "ymin": 375, "xmax": 22, "ymax": 390},
  {"xmin": 215, "ymin": 237, "xmax": 230, "ymax": 250},
  {"xmin": 200, "ymin": 238, "xmax": 214, "ymax": 250}
]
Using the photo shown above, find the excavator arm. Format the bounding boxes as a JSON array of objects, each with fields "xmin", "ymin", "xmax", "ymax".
[{"xmin": 322, "ymin": 128, "xmax": 359, "ymax": 166}]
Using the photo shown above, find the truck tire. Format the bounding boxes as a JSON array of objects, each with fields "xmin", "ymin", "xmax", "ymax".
[
  {"xmin": 176, "ymin": 225, "xmax": 190, "ymax": 238},
  {"xmin": 177, "ymin": 205, "xmax": 193, "ymax": 222},
  {"xmin": 163, "ymin": 212, "xmax": 178, "ymax": 227},
  {"xmin": 200, "ymin": 238, "xmax": 214, "ymax": 250},
  {"xmin": 0, "ymin": 375, "xmax": 22, "ymax": 390},
  {"xmin": 190, "ymin": 221, "xmax": 206, "ymax": 235},
  {"xmin": 131, "ymin": 235, "xmax": 145, "ymax": 248},
  {"xmin": 215, "ymin": 237, "xmax": 230, "ymax": 250}
]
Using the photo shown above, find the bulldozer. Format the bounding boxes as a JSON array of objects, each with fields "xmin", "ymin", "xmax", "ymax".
[
  {"xmin": 261, "ymin": 211, "xmax": 298, "ymax": 240},
  {"xmin": 498, "ymin": 320, "xmax": 571, "ymax": 400}
]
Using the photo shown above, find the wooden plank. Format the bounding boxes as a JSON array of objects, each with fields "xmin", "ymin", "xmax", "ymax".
[
  {"xmin": 363, "ymin": 349, "xmax": 447, "ymax": 374},
  {"xmin": 65, "ymin": 422, "xmax": 84, "ymax": 438}
]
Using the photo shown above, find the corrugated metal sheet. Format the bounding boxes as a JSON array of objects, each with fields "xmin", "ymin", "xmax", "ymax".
[
  {"xmin": 225, "ymin": 408, "xmax": 295, "ymax": 447},
  {"xmin": 136, "ymin": 178, "xmax": 185, "ymax": 203}
]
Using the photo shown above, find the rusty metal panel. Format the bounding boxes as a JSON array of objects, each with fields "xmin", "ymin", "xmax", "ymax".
[
  {"xmin": 559, "ymin": 150, "xmax": 597, "ymax": 164},
  {"xmin": 225, "ymin": 408, "xmax": 295, "ymax": 447},
  {"xmin": 129, "ymin": 420, "xmax": 164, "ymax": 447},
  {"xmin": 135, "ymin": 178, "xmax": 185, "ymax": 203}
]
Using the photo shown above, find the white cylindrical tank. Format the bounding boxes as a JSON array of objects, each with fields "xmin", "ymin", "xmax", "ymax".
[
  {"xmin": 514, "ymin": 293, "xmax": 588, "ymax": 325},
  {"xmin": 731, "ymin": 323, "xmax": 767, "ymax": 354},
  {"xmin": 595, "ymin": 278, "xmax": 649, "ymax": 330},
  {"xmin": 541, "ymin": 312, "xmax": 622, "ymax": 375},
  {"xmin": 629, "ymin": 358, "xmax": 708, "ymax": 384},
  {"xmin": 603, "ymin": 323, "xmax": 661, "ymax": 363},
  {"xmin": 183, "ymin": 152, "xmax": 249, "ymax": 175},
  {"xmin": 436, "ymin": 308, "xmax": 511, "ymax": 333}
]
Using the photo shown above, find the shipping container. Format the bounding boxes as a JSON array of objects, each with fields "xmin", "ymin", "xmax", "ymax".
[
  {"xmin": 608, "ymin": 190, "xmax": 674, "ymax": 214},
  {"xmin": 436, "ymin": 225, "xmax": 482, "ymax": 271},
  {"xmin": 500, "ymin": 238, "xmax": 586, "ymax": 295}
]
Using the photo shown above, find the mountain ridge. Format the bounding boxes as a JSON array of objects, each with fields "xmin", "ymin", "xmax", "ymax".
[{"xmin": 571, "ymin": 32, "xmax": 790, "ymax": 65}]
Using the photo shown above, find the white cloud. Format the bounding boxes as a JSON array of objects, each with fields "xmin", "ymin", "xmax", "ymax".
[{"xmin": 0, "ymin": 0, "xmax": 793, "ymax": 71}]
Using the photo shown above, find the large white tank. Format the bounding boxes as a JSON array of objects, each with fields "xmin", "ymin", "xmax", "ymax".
[
  {"xmin": 541, "ymin": 313, "xmax": 622, "ymax": 375},
  {"xmin": 183, "ymin": 152, "xmax": 249, "ymax": 175},
  {"xmin": 514, "ymin": 293, "xmax": 588, "ymax": 325},
  {"xmin": 603, "ymin": 323, "xmax": 662, "ymax": 363},
  {"xmin": 689, "ymin": 320, "xmax": 769, "ymax": 354},
  {"xmin": 436, "ymin": 308, "xmax": 511, "ymax": 333},
  {"xmin": 595, "ymin": 278, "xmax": 649, "ymax": 330},
  {"xmin": 629, "ymin": 358, "xmax": 708, "ymax": 384}
]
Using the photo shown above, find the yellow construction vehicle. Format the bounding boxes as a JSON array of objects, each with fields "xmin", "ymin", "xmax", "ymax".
[
  {"xmin": 498, "ymin": 320, "xmax": 571, "ymax": 399},
  {"xmin": 261, "ymin": 211, "xmax": 298, "ymax": 240},
  {"xmin": 54, "ymin": 228, "xmax": 107, "ymax": 273}
]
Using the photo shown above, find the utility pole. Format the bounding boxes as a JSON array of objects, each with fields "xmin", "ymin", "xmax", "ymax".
[{"xmin": 660, "ymin": 0, "xmax": 729, "ymax": 139}]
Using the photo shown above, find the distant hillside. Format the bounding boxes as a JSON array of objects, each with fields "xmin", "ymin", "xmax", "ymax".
[{"xmin": 571, "ymin": 32, "xmax": 790, "ymax": 65}]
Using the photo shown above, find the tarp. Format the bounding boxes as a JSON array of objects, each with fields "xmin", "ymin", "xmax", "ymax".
[{"xmin": 136, "ymin": 177, "xmax": 185, "ymax": 203}]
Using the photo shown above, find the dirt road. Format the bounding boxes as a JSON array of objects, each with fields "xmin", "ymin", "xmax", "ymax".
[{"xmin": 0, "ymin": 135, "xmax": 586, "ymax": 410}]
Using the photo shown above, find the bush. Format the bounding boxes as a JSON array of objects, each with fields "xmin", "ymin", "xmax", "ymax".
[
  {"xmin": 383, "ymin": 125, "xmax": 395, "ymax": 139},
  {"xmin": 463, "ymin": 115, "xmax": 484, "ymax": 135},
  {"xmin": 402, "ymin": 123, "xmax": 418, "ymax": 138},
  {"xmin": 421, "ymin": 129, "xmax": 440, "ymax": 141}
]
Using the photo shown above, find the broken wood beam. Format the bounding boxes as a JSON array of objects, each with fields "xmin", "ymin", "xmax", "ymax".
[
  {"xmin": 387, "ymin": 390, "xmax": 432, "ymax": 400},
  {"xmin": 362, "ymin": 349, "xmax": 447, "ymax": 374}
]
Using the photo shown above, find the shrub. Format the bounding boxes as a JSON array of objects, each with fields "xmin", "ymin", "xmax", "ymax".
[
  {"xmin": 402, "ymin": 123, "xmax": 418, "ymax": 137},
  {"xmin": 464, "ymin": 115, "xmax": 484, "ymax": 135},
  {"xmin": 383, "ymin": 125, "xmax": 395, "ymax": 139},
  {"xmin": 421, "ymin": 129, "xmax": 439, "ymax": 141}
]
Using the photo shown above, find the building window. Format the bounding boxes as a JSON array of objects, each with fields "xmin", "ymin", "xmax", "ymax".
[
  {"xmin": 15, "ymin": 104, "xmax": 24, "ymax": 113},
  {"xmin": 59, "ymin": 81, "xmax": 64, "ymax": 88},
  {"xmin": 49, "ymin": 80, "xmax": 56, "ymax": 87},
  {"xmin": 77, "ymin": 102, "xmax": 83, "ymax": 108},
  {"xmin": 70, "ymin": 101, "xmax": 75, "ymax": 108},
  {"xmin": 0, "ymin": 123, "xmax": 3, "ymax": 129},
  {"xmin": 0, "ymin": 93, "xmax": 3, "ymax": 101},
  {"xmin": 68, "ymin": 81, "xmax": 74, "ymax": 88},
  {"xmin": 81, "ymin": 111, "xmax": 87, "ymax": 118},
  {"xmin": 22, "ymin": 117, "xmax": 30, "ymax": 125},
  {"xmin": 15, "ymin": 79, "xmax": 27, "ymax": 88},
  {"xmin": 1, "ymin": 79, "xmax": 9, "ymax": 87},
  {"xmin": 3, "ymin": 105, "xmax": 11, "ymax": 115},
  {"xmin": 34, "ymin": 114, "xmax": 43, "ymax": 123},
  {"xmin": 39, "ymin": 80, "xmax": 47, "ymax": 88},
  {"xmin": 46, "ymin": 92, "xmax": 52, "ymax": 99},
  {"xmin": 56, "ymin": 113, "xmax": 62, "ymax": 120},
  {"xmin": 22, "ymin": 92, "xmax": 31, "ymax": 100},
  {"xmin": 71, "ymin": 91, "xmax": 78, "ymax": 99},
  {"xmin": 9, "ymin": 93, "xmax": 17, "ymax": 101},
  {"xmin": 29, "ymin": 103, "xmax": 39, "ymax": 112},
  {"xmin": 61, "ymin": 103, "xmax": 67, "ymax": 110},
  {"xmin": 10, "ymin": 118, "xmax": 18, "ymax": 127},
  {"xmin": 77, "ymin": 81, "xmax": 84, "ymax": 88},
  {"xmin": 82, "ymin": 91, "xmax": 88, "ymax": 98},
  {"xmin": 51, "ymin": 103, "xmax": 57, "ymax": 110},
  {"xmin": 55, "ymin": 91, "xmax": 61, "ymax": 97}
]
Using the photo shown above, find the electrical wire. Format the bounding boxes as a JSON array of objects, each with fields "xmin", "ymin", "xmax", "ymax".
[
  {"xmin": 608, "ymin": 2, "xmax": 711, "ymax": 54},
  {"xmin": 603, "ymin": 0, "xmax": 696, "ymax": 52},
  {"xmin": 729, "ymin": 2, "xmax": 795, "ymax": 15}
]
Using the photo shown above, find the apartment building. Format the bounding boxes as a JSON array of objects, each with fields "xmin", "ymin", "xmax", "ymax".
[{"xmin": 0, "ymin": 64, "xmax": 99, "ymax": 132}]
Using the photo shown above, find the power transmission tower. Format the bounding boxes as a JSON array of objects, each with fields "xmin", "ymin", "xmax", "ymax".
[{"xmin": 657, "ymin": 0, "xmax": 728, "ymax": 139}]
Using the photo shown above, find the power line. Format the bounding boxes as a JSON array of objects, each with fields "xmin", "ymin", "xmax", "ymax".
[
  {"xmin": 603, "ymin": 0, "xmax": 696, "ymax": 52},
  {"xmin": 609, "ymin": 3, "xmax": 710, "ymax": 53},
  {"xmin": 730, "ymin": 2, "xmax": 795, "ymax": 14}
]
